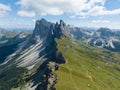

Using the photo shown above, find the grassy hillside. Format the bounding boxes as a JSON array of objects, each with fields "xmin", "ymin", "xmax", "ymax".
[
  {"xmin": 55, "ymin": 38, "xmax": 120, "ymax": 90},
  {"xmin": 0, "ymin": 65, "xmax": 27, "ymax": 90}
]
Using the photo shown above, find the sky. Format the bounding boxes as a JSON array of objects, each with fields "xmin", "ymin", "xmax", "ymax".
[{"xmin": 0, "ymin": 0, "xmax": 120, "ymax": 29}]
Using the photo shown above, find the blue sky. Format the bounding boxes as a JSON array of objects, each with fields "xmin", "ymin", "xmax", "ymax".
[{"xmin": 0, "ymin": 0, "xmax": 120, "ymax": 29}]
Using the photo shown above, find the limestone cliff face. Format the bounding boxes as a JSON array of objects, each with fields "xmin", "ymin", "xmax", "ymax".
[
  {"xmin": 1, "ymin": 18, "xmax": 66, "ymax": 90},
  {"xmin": 25, "ymin": 19, "xmax": 66, "ymax": 90},
  {"xmin": 23, "ymin": 18, "xmax": 66, "ymax": 63}
]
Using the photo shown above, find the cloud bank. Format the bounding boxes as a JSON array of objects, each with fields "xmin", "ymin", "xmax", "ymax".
[
  {"xmin": 92, "ymin": 20, "xmax": 110, "ymax": 23},
  {"xmin": 16, "ymin": 0, "xmax": 120, "ymax": 17},
  {"xmin": 0, "ymin": 3, "xmax": 11, "ymax": 17}
]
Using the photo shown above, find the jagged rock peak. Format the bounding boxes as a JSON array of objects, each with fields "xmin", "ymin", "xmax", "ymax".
[
  {"xmin": 53, "ymin": 19, "xmax": 67, "ymax": 38},
  {"xmin": 31, "ymin": 18, "xmax": 68, "ymax": 40},
  {"xmin": 35, "ymin": 18, "xmax": 52, "ymax": 30},
  {"xmin": 32, "ymin": 18, "xmax": 52, "ymax": 39},
  {"xmin": 36, "ymin": 18, "xmax": 49, "ymax": 25},
  {"xmin": 60, "ymin": 19, "xmax": 66, "ymax": 27}
]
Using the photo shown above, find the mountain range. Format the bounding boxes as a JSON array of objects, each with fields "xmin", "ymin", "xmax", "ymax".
[
  {"xmin": 0, "ymin": 19, "xmax": 120, "ymax": 90},
  {"xmin": 68, "ymin": 26, "xmax": 120, "ymax": 52}
]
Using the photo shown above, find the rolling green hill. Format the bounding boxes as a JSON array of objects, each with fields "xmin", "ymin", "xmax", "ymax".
[{"xmin": 55, "ymin": 38, "xmax": 120, "ymax": 90}]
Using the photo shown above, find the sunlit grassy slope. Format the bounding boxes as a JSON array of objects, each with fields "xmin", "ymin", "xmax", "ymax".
[{"xmin": 55, "ymin": 38, "xmax": 120, "ymax": 90}]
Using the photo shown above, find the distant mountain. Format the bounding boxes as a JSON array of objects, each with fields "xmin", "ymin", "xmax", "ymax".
[
  {"xmin": 93, "ymin": 28, "xmax": 117, "ymax": 37},
  {"xmin": 67, "ymin": 25, "xmax": 93, "ymax": 40},
  {"xmin": 0, "ymin": 28, "xmax": 21, "ymax": 43},
  {"xmin": 88, "ymin": 28, "xmax": 120, "ymax": 51},
  {"xmin": 0, "ymin": 28, "xmax": 7, "ymax": 39},
  {"xmin": 68, "ymin": 27, "xmax": 120, "ymax": 52},
  {"xmin": 0, "ymin": 31, "xmax": 30, "ymax": 63}
]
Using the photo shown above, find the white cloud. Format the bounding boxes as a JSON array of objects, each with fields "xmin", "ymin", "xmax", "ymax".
[
  {"xmin": 0, "ymin": 3, "xmax": 11, "ymax": 17},
  {"xmin": 85, "ymin": 6, "xmax": 120, "ymax": 16},
  {"xmin": 17, "ymin": 10, "xmax": 35, "ymax": 17},
  {"xmin": 16, "ymin": 0, "xmax": 120, "ymax": 17},
  {"xmin": 92, "ymin": 20, "xmax": 110, "ymax": 23}
]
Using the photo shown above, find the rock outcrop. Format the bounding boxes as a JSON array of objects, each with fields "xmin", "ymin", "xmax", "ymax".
[{"xmin": 35, "ymin": 62, "xmax": 59, "ymax": 90}]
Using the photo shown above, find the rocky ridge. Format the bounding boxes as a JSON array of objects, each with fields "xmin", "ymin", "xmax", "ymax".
[
  {"xmin": 67, "ymin": 27, "xmax": 120, "ymax": 52},
  {"xmin": 1, "ymin": 18, "xmax": 66, "ymax": 90}
]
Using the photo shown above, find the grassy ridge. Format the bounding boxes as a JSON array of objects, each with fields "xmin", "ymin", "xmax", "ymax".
[{"xmin": 55, "ymin": 38, "xmax": 120, "ymax": 90}]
